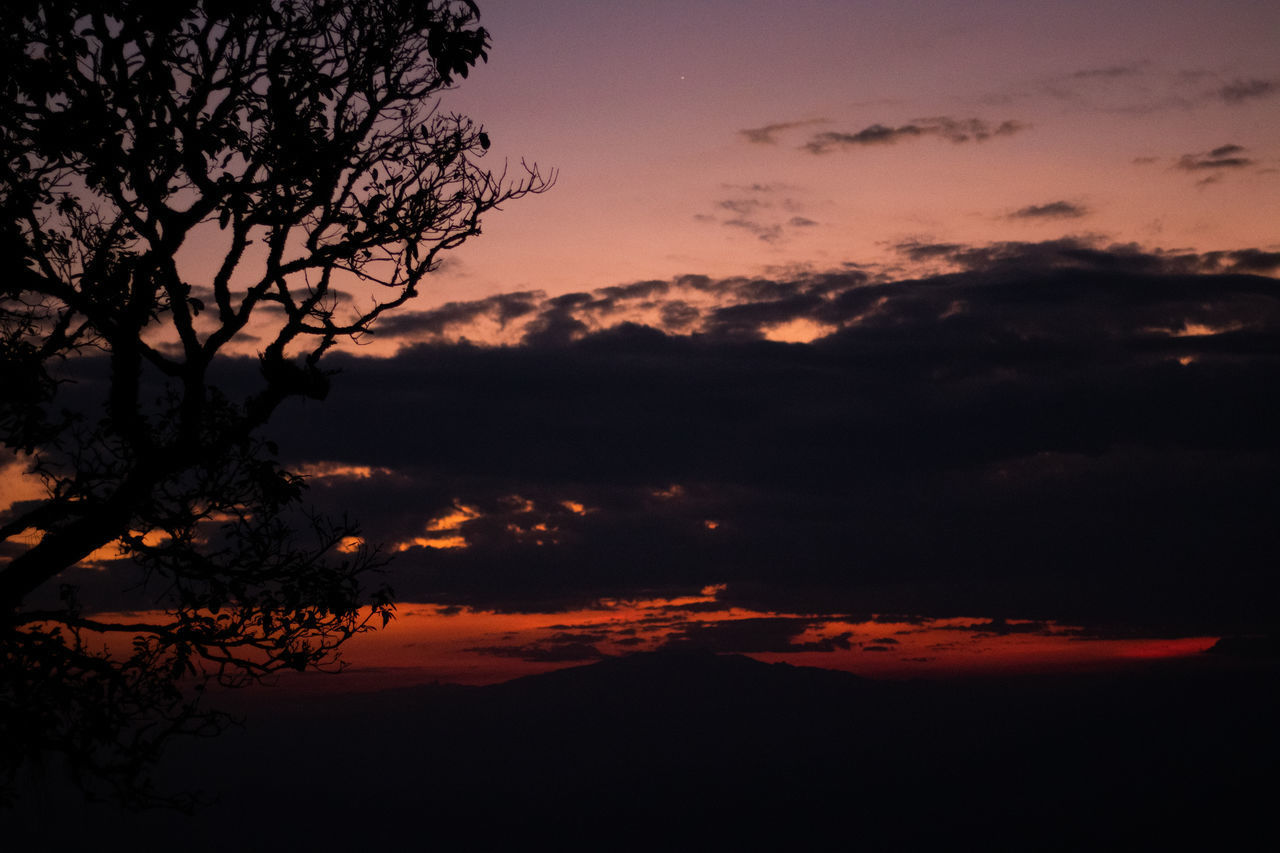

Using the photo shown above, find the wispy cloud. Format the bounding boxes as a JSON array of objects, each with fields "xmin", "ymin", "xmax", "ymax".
[
  {"xmin": 987, "ymin": 62, "xmax": 1278, "ymax": 115},
  {"xmin": 1038, "ymin": 61, "xmax": 1154, "ymax": 104},
  {"xmin": 739, "ymin": 118, "xmax": 828, "ymax": 144},
  {"xmin": 1068, "ymin": 63, "xmax": 1146, "ymax": 80},
  {"xmin": 694, "ymin": 185, "xmax": 820, "ymax": 245},
  {"xmin": 1007, "ymin": 201, "xmax": 1089, "ymax": 220},
  {"xmin": 1217, "ymin": 77, "xmax": 1278, "ymax": 104},
  {"xmin": 802, "ymin": 117, "xmax": 1026, "ymax": 154},
  {"xmin": 720, "ymin": 182, "xmax": 795, "ymax": 193},
  {"xmin": 1175, "ymin": 144, "xmax": 1254, "ymax": 172},
  {"xmin": 722, "ymin": 217, "xmax": 783, "ymax": 243}
]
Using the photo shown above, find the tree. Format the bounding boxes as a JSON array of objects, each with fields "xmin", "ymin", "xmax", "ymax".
[{"xmin": 0, "ymin": 0, "xmax": 551, "ymax": 804}]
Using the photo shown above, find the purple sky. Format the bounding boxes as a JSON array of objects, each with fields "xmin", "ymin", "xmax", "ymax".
[{"xmin": 409, "ymin": 0, "xmax": 1280, "ymax": 306}]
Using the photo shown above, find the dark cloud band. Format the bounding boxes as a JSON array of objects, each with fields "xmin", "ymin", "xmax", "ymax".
[
  {"xmin": 802, "ymin": 117, "xmax": 1026, "ymax": 154},
  {"xmin": 35, "ymin": 241, "xmax": 1280, "ymax": 638}
]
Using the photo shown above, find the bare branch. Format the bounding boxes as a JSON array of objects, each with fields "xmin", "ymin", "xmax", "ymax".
[{"xmin": 2, "ymin": 0, "xmax": 547, "ymax": 805}]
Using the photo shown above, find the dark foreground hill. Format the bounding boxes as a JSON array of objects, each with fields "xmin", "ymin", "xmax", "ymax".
[{"xmin": 10, "ymin": 650, "xmax": 1279, "ymax": 850}]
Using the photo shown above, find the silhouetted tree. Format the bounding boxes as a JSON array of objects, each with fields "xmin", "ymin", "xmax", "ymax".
[{"xmin": 0, "ymin": 0, "xmax": 551, "ymax": 804}]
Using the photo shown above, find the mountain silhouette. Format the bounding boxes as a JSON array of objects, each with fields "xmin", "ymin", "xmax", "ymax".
[
  {"xmin": 484, "ymin": 648, "xmax": 871, "ymax": 709},
  {"xmin": 10, "ymin": 651, "xmax": 1279, "ymax": 850}
]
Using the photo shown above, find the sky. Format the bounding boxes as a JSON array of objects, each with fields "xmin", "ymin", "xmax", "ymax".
[
  {"xmin": 419, "ymin": 0, "xmax": 1280, "ymax": 306},
  {"xmin": 6, "ymin": 0, "xmax": 1280, "ymax": 686},
  {"xmin": 278, "ymin": 0, "xmax": 1278, "ymax": 684}
]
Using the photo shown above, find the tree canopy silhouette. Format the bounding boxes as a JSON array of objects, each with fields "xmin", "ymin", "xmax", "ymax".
[{"xmin": 0, "ymin": 0, "xmax": 551, "ymax": 804}]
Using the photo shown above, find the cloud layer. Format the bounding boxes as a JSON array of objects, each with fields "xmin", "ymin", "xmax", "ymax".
[
  {"xmin": 26, "ymin": 241, "xmax": 1280, "ymax": 639},
  {"xmin": 223, "ymin": 240, "xmax": 1280, "ymax": 635}
]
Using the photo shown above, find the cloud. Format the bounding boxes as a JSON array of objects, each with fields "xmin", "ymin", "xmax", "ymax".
[
  {"xmin": 722, "ymin": 218, "xmax": 783, "ymax": 243},
  {"xmin": 266, "ymin": 241, "xmax": 1280, "ymax": 630},
  {"xmin": 1175, "ymin": 144, "xmax": 1254, "ymax": 172},
  {"xmin": 893, "ymin": 241, "xmax": 965, "ymax": 262},
  {"xmin": 886, "ymin": 236, "xmax": 1280, "ymax": 279},
  {"xmin": 347, "ymin": 238, "xmax": 1280, "ymax": 349},
  {"xmin": 658, "ymin": 618, "xmax": 854, "ymax": 653},
  {"xmin": 371, "ymin": 291, "xmax": 544, "ymax": 339},
  {"xmin": 54, "ymin": 240, "xmax": 1280, "ymax": 636},
  {"xmin": 738, "ymin": 118, "xmax": 827, "ymax": 144},
  {"xmin": 938, "ymin": 618, "xmax": 1050, "ymax": 636},
  {"xmin": 1208, "ymin": 144, "xmax": 1247, "ymax": 158},
  {"xmin": 1069, "ymin": 64, "xmax": 1145, "ymax": 80},
  {"xmin": 916, "ymin": 117, "xmax": 1029, "ymax": 143},
  {"xmin": 718, "ymin": 199, "xmax": 765, "ymax": 217},
  {"xmin": 695, "ymin": 187, "xmax": 819, "ymax": 246},
  {"xmin": 721, "ymin": 182, "xmax": 795, "ymax": 193},
  {"xmin": 1030, "ymin": 62, "xmax": 1153, "ymax": 106},
  {"xmin": 802, "ymin": 117, "xmax": 1026, "ymax": 154},
  {"xmin": 714, "ymin": 199, "xmax": 788, "ymax": 242},
  {"xmin": 659, "ymin": 300, "xmax": 701, "ymax": 330},
  {"xmin": 989, "ymin": 62, "xmax": 1277, "ymax": 116},
  {"xmin": 1007, "ymin": 201, "xmax": 1089, "ymax": 220},
  {"xmin": 1217, "ymin": 78, "xmax": 1278, "ymax": 104},
  {"xmin": 1191, "ymin": 249, "xmax": 1280, "ymax": 275},
  {"xmin": 804, "ymin": 123, "xmax": 924, "ymax": 151}
]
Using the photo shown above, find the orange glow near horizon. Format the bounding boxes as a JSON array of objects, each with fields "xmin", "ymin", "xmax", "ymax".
[
  {"xmin": 266, "ymin": 591, "xmax": 1222, "ymax": 690},
  {"xmin": 57, "ymin": 585, "xmax": 1221, "ymax": 695}
]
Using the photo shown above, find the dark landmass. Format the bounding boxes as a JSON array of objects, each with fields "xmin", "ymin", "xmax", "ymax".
[
  {"xmin": 10, "ymin": 651, "xmax": 1278, "ymax": 850},
  {"xmin": 1206, "ymin": 633, "xmax": 1280, "ymax": 659}
]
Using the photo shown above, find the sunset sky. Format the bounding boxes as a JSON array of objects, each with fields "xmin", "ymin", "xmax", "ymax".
[
  {"xmin": 8, "ymin": 0, "xmax": 1280, "ymax": 687},
  {"xmin": 10, "ymin": 6, "xmax": 1280, "ymax": 848},
  {"xmin": 425, "ymin": 0, "xmax": 1279, "ymax": 305},
  {"xmin": 292, "ymin": 0, "xmax": 1277, "ymax": 684}
]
